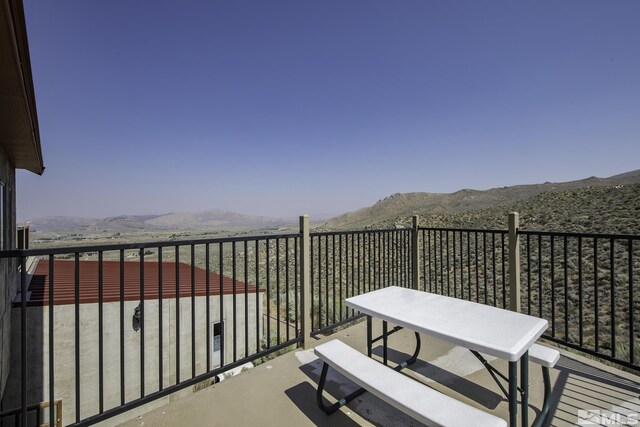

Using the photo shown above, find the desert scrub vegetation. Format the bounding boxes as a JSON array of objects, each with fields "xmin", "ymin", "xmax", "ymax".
[{"xmin": 382, "ymin": 184, "xmax": 640, "ymax": 234}]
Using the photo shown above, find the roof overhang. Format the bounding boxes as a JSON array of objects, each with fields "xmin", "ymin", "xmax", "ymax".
[{"xmin": 0, "ymin": 0, "xmax": 44, "ymax": 175}]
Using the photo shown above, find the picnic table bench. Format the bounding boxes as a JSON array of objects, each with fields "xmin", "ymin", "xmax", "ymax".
[
  {"xmin": 313, "ymin": 287, "xmax": 560, "ymax": 426},
  {"xmin": 315, "ymin": 339, "xmax": 507, "ymax": 427}
]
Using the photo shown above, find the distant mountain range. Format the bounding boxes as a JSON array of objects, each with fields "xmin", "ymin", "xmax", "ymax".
[{"xmin": 26, "ymin": 210, "xmax": 294, "ymax": 234}]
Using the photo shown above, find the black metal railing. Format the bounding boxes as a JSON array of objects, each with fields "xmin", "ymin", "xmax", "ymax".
[
  {"xmin": 310, "ymin": 228, "xmax": 413, "ymax": 335},
  {"xmin": 419, "ymin": 225, "xmax": 639, "ymax": 371},
  {"xmin": 0, "ymin": 233, "xmax": 301, "ymax": 426},
  {"xmin": 420, "ymin": 227, "xmax": 510, "ymax": 309},
  {"xmin": 519, "ymin": 230, "xmax": 639, "ymax": 370},
  {"xmin": 1, "ymin": 220, "xmax": 638, "ymax": 426}
]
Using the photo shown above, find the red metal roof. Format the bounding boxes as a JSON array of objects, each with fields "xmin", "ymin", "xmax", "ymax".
[{"xmin": 24, "ymin": 260, "xmax": 259, "ymax": 306}]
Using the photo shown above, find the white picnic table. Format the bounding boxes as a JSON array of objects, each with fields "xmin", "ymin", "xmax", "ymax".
[{"xmin": 345, "ymin": 286, "xmax": 549, "ymax": 427}]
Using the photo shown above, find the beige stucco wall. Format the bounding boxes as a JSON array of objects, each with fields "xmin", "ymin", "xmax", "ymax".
[
  {"xmin": 0, "ymin": 144, "xmax": 17, "ymax": 399},
  {"xmin": 3, "ymin": 292, "xmax": 263, "ymax": 425}
]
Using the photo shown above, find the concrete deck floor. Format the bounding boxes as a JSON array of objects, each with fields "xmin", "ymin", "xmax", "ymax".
[{"xmin": 119, "ymin": 320, "xmax": 640, "ymax": 427}]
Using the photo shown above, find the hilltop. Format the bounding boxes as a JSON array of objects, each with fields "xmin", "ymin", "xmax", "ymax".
[
  {"xmin": 375, "ymin": 184, "xmax": 640, "ymax": 235},
  {"xmin": 322, "ymin": 170, "xmax": 640, "ymax": 232}
]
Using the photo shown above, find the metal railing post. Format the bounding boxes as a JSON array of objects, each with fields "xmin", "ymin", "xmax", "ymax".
[
  {"xmin": 508, "ymin": 212, "xmax": 521, "ymax": 312},
  {"xmin": 412, "ymin": 215, "xmax": 420, "ymax": 290},
  {"xmin": 20, "ymin": 257, "xmax": 27, "ymax": 427},
  {"xmin": 300, "ymin": 215, "xmax": 312, "ymax": 348}
]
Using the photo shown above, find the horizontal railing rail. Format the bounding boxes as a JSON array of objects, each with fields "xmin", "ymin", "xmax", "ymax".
[
  {"xmin": 310, "ymin": 227, "xmax": 405, "ymax": 237},
  {"xmin": 0, "ymin": 233, "xmax": 302, "ymax": 258}
]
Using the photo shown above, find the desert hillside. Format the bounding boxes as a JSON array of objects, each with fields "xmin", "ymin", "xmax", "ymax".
[{"xmin": 322, "ymin": 170, "xmax": 640, "ymax": 233}]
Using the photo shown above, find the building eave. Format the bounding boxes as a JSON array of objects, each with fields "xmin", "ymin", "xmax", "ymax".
[{"xmin": 0, "ymin": 0, "xmax": 44, "ymax": 175}]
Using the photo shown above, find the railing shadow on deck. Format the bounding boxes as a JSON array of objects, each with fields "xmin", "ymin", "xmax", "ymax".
[{"xmin": 552, "ymin": 355, "xmax": 640, "ymax": 424}]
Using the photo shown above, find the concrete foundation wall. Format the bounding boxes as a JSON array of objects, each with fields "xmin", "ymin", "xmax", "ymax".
[
  {"xmin": 0, "ymin": 145, "xmax": 16, "ymax": 399},
  {"xmin": 2, "ymin": 293, "xmax": 263, "ymax": 425}
]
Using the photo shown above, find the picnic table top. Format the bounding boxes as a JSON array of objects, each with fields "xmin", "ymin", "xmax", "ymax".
[{"xmin": 346, "ymin": 286, "xmax": 548, "ymax": 361}]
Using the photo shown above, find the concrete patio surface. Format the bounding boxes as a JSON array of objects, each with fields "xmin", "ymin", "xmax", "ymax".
[{"xmin": 118, "ymin": 319, "xmax": 640, "ymax": 427}]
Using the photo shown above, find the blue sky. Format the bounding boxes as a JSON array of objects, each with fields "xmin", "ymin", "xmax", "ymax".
[{"xmin": 18, "ymin": 0, "xmax": 640, "ymax": 220}]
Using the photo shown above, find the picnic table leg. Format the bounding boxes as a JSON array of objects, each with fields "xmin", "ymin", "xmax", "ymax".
[
  {"xmin": 509, "ymin": 361, "xmax": 518, "ymax": 426},
  {"xmin": 469, "ymin": 350, "xmax": 510, "ymax": 398},
  {"xmin": 383, "ymin": 321, "xmax": 388, "ymax": 365},
  {"xmin": 531, "ymin": 366, "xmax": 552, "ymax": 427},
  {"xmin": 316, "ymin": 362, "xmax": 367, "ymax": 414},
  {"xmin": 367, "ymin": 316, "xmax": 372, "ymax": 357},
  {"xmin": 521, "ymin": 351, "xmax": 529, "ymax": 427},
  {"xmin": 365, "ymin": 316, "xmax": 420, "ymax": 368}
]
